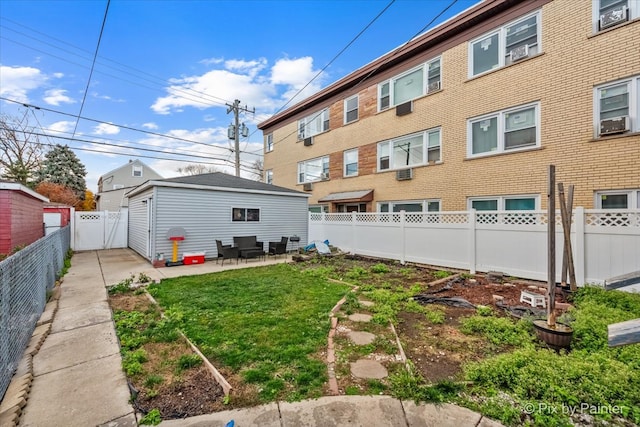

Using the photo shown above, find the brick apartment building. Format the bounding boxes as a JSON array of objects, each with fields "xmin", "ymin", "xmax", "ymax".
[{"xmin": 257, "ymin": 0, "xmax": 640, "ymax": 213}]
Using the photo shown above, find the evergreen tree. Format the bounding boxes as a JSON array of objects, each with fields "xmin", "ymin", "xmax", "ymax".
[{"xmin": 35, "ymin": 144, "xmax": 87, "ymax": 199}]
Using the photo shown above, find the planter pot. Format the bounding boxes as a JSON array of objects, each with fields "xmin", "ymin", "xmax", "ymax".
[{"xmin": 533, "ymin": 320, "xmax": 573, "ymax": 350}]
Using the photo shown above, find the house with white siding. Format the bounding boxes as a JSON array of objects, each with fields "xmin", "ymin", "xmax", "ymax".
[
  {"xmin": 126, "ymin": 172, "xmax": 309, "ymax": 262},
  {"xmin": 96, "ymin": 159, "xmax": 164, "ymax": 211}
]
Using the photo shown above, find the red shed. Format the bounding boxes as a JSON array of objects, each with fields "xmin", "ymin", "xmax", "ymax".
[
  {"xmin": 43, "ymin": 204, "xmax": 73, "ymax": 226},
  {"xmin": 0, "ymin": 182, "xmax": 50, "ymax": 255}
]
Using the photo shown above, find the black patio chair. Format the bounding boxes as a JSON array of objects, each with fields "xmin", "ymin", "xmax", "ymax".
[
  {"xmin": 216, "ymin": 239, "xmax": 238, "ymax": 266},
  {"xmin": 268, "ymin": 236, "xmax": 288, "ymax": 259}
]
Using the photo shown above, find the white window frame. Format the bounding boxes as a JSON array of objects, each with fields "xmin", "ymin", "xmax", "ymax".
[
  {"xmin": 468, "ymin": 10, "xmax": 541, "ymax": 78},
  {"xmin": 309, "ymin": 205, "xmax": 329, "ymax": 213},
  {"xmin": 467, "ymin": 102, "xmax": 540, "ymax": 158},
  {"xmin": 377, "ymin": 128, "xmax": 441, "ymax": 171},
  {"xmin": 298, "ymin": 108, "xmax": 329, "ymax": 139},
  {"xmin": 344, "ymin": 95, "xmax": 359, "ymax": 124},
  {"xmin": 266, "ymin": 133, "xmax": 274, "ymax": 152},
  {"xmin": 132, "ymin": 165, "xmax": 143, "ymax": 177},
  {"xmin": 265, "ymin": 169, "xmax": 273, "ymax": 184},
  {"xmin": 297, "ymin": 156, "xmax": 329, "ymax": 184},
  {"xmin": 595, "ymin": 189, "xmax": 640, "ymax": 209},
  {"xmin": 378, "ymin": 199, "xmax": 441, "ymax": 212},
  {"xmin": 467, "ymin": 195, "xmax": 540, "ymax": 211},
  {"xmin": 592, "ymin": 0, "xmax": 639, "ymax": 32},
  {"xmin": 593, "ymin": 76, "xmax": 639, "ymax": 137},
  {"xmin": 343, "ymin": 148, "xmax": 358, "ymax": 177},
  {"xmin": 378, "ymin": 57, "xmax": 441, "ymax": 111}
]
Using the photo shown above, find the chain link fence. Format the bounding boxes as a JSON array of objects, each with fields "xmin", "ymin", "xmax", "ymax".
[{"xmin": 0, "ymin": 225, "xmax": 70, "ymax": 400}]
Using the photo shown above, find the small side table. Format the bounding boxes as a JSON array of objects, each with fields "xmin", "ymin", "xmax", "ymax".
[{"xmin": 289, "ymin": 236, "xmax": 301, "ymax": 253}]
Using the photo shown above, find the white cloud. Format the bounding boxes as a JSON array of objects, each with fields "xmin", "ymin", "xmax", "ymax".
[
  {"xmin": 199, "ymin": 57, "xmax": 224, "ymax": 66},
  {"xmin": 47, "ymin": 120, "xmax": 75, "ymax": 134},
  {"xmin": 142, "ymin": 122, "xmax": 159, "ymax": 130},
  {"xmin": 52, "ymin": 73, "xmax": 64, "ymax": 78},
  {"xmin": 94, "ymin": 123, "xmax": 120, "ymax": 135},
  {"xmin": 0, "ymin": 65, "xmax": 47, "ymax": 103},
  {"xmin": 150, "ymin": 56, "xmax": 323, "ymax": 116},
  {"xmin": 43, "ymin": 89, "xmax": 75, "ymax": 106}
]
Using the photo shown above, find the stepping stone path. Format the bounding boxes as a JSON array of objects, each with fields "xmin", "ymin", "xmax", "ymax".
[
  {"xmin": 350, "ymin": 359, "xmax": 388, "ymax": 379},
  {"xmin": 348, "ymin": 313, "xmax": 372, "ymax": 322},
  {"xmin": 345, "ymin": 312, "xmax": 388, "ymax": 380},
  {"xmin": 347, "ymin": 331, "xmax": 376, "ymax": 345},
  {"xmin": 359, "ymin": 300, "xmax": 374, "ymax": 308}
]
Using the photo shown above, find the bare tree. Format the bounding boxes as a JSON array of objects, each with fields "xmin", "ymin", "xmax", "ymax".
[
  {"xmin": 176, "ymin": 164, "xmax": 219, "ymax": 176},
  {"xmin": 0, "ymin": 113, "xmax": 45, "ymax": 185},
  {"xmin": 249, "ymin": 159, "xmax": 263, "ymax": 181}
]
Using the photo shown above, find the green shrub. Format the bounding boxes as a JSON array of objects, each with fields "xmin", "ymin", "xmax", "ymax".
[
  {"xmin": 433, "ymin": 270, "xmax": 452, "ymax": 279},
  {"xmin": 459, "ymin": 315, "xmax": 534, "ymax": 347},
  {"xmin": 140, "ymin": 408, "xmax": 161, "ymax": 425},
  {"xmin": 370, "ymin": 263, "xmax": 390, "ymax": 274}
]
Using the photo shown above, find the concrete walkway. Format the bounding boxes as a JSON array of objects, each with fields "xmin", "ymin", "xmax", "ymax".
[{"xmin": 5, "ymin": 248, "xmax": 503, "ymax": 427}]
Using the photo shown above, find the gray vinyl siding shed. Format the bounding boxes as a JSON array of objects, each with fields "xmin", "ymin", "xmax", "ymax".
[{"xmin": 126, "ymin": 173, "xmax": 309, "ymax": 262}]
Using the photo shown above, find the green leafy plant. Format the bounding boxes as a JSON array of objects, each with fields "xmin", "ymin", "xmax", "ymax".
[
  {"xmin": 433, "ymin": 270, "xmax": 452, "ymax": 279},
  {"xmin": 140, "ymin": 408, "xmax": 161, "ymax": 425},
  {"xmin": 177, "ymin": 354, "xmax": 202, "ymax": 372},
  {"xmin": 370, "ymin": 263, "xmax": 390, "ymax": 274}
]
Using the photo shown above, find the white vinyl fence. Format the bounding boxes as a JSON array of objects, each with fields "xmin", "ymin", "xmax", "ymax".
[
  {"xmin": 72, "ymin": 210, "xmax": 128, "ymax": 251},
  {"xmin": 309, "ymin": 208, "xmax": 640, "ymax": 286}
]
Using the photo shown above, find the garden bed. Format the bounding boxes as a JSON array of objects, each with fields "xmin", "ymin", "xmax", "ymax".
[{"xmin": 108, "ymin": 256, "xmax": 640, "ymax": 426}]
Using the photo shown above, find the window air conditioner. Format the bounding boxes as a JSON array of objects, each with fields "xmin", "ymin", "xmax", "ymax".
[
  {"xmin": 320, "ymin": 172, "xmax": 329, "ymax": 181},
  {"xmin": 396, "ymin": 168, "xmax": 413, "ymax": 181},
  {"xmin": 600, "ymin": 6, "xmax": 627, "ymax": 30},
  {"xmin": 599, "ymin": 116, "xmax": 630, "ymax": 135},
  {"xmin": 509, "ymin": 45, "xmax": 529, "ymax": 62},
  {"xmin": 427, "ymin": 81, "xmax": 441, "ymax": 93},
  {"xmin": 303, "ymin": 137, "xmax": 314, "ymax": 146},
  {"xmin": 395, "ymin": 101, "xmax": 413, "ymax": 116},
  {"xmin": 303, "ymin": 182, "xmax": 313, "ymax": 191}
]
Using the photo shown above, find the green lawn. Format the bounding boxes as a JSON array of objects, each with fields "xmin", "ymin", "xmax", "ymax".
[{"xmin": 148, "ymin": 263, "xmax": 350, "ymax": 402}]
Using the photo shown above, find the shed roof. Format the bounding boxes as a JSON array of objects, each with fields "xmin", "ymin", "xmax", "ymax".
[
  {"xmin": 0, "ymin": 181, "xmax": 50, "ymax": 203},
  {"xmin": 126, "ymin": 172, "xmax": 309, "ymax": 198}
]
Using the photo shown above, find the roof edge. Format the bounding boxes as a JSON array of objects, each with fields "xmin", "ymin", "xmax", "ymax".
[
  {"xmin": 0, "ymin": 182, "xmax": 50, "ymax": 203},
  {"xmin": 126, "ymin": 180, "xmax": 311, "ymax": 199}
]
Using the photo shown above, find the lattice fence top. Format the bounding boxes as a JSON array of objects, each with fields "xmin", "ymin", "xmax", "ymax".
[
  {"xmin": 585, "ymin": 210, "xmax": 640, "ymax": 227},
  {"xmin": 77, "ymin": 213, "xmax": 102, "ymax": 221},
  {"xmin": 309, "ymin": 209, "xmax": 640, "ymax": 228}
]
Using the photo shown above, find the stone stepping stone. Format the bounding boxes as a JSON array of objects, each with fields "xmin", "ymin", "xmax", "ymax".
[
  {"xmin": 359, "ymin": 300, "xmax": 374, "ymax": 307},
  {"xmin": 348, "ymin": 313, "xmax": 372, "ymax": 322},
  {"xmin": 347, "ymin": 331, "xmax": 376, "ymax": 345},
  {"xmin": 350, "ymin": 359, "xmax": 388, "ymax": 379}
]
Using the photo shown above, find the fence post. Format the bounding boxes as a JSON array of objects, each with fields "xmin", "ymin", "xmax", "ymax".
[
  {"xmin": 469, "ymin": 209, "xmax": 477, "ymax": 274},
  {"xmin": 573, "ymin": 206, "xmax": 586, "ymax": 286},
  {"xmin": 70, "ymin": 207, "xmax": 76, "ymax": 250},
  {"xmin": 351, "ymin": 212, "xmax": 357, "ymax": 255},
  {"xmin": 400, "ymin": 210, "xmax": 406, "ymax": 265}
]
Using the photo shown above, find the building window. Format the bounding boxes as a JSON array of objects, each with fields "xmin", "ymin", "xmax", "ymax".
[
  {"xmin": 266, "ymin": 133, "xmax": 273, "ymax": 152},
  {"xmin": 309, "ymin": 205, "xmax": 329, "ymax": 213},
  {"xmin": 378, "ymin": 129, "xmax": 440, "ymax": 171},
  {"xmin": 298, "ymin": 156, "xmax": 329, "ymax": 183},
  {"xmin": 232, "ymin": 207, "xmax": 260, "ymax": 222},
  {"xmin": 594, "ymin": 0, "xmax": 637, "ymax": 32},
  {"xmin": 298, "ymin": 108, "xmax": 329, "ymax": 139},
  {"xmin": 468, "ymin": 195, "xmax": 539, "ymax": 211},
  {"xmin": 132, "ymin": 165, "xmax": 143, "ymax": 177},
  {"xmin": 378, "ymin": 57, "xmax": 441, "ymax": 111},
  {"xmin": 595, "ymin": 190, "xmax": 640, "ymax": 208},
  {"xmin": 594, "ymin": 76, "xmax": 638, "ymax": 137},
  {"xmin": 344, "ymin": 95, "xmax": 359, "ymax": 124},
  {"xmin": 265, "ymin": 169, "xmax": 273, "ymax": 184},
  {"xmin": 468, "ymin": 103, "xmax": 539, "ymax": 157},
  {"xmin": 378, "ymin": 200, "xmax": 440, "ymax": 212},
  {"xmin": 469, "ymin": 11, "xmax": 540, "ymax": 78},
  {"xmin": 344, "ymin": 149, "xmax": 358, "ymax": 177}
]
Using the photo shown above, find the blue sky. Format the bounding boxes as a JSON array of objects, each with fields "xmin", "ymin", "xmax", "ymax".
[{"xmin": 0, "ymin": 0, "xmax": 477, "ymax": 192}]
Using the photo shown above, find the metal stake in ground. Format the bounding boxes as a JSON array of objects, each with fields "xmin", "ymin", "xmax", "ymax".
[{"xmin": 547, "ymin": 165, "xmax": 556, "ymax": 327}]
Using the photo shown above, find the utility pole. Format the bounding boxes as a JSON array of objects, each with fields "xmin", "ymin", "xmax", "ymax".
[{"xmin": 226, "ymin": 99, "xmax": 254, "ymax": 177}]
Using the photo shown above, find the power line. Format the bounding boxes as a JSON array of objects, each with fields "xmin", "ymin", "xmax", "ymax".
[
  {"xmin": 72, "ymin": 0, "xmax": 110, "ymax": 139},
  {"xmin": 261, "ymin": 0, "xmax": 459, "ymax": 153},
  {"xmin": 0, "ymin": 96, "xmax": 260, "ymax": 157}
]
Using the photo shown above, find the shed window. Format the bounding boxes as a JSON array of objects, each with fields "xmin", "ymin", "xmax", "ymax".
[{"xmin": 232, "ymin": 208, "xmax": 260, "ymax": 222}]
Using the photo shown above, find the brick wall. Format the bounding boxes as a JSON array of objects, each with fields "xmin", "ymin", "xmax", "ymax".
[{"xmin": 263, "ymin": 0, "xmax": 640, "ymax": 211}]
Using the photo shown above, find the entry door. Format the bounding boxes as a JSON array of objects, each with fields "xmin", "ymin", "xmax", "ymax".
[{"xmin": 146, "ymin": 198, "xmax": 153, "ymax": 258}]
